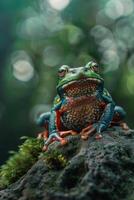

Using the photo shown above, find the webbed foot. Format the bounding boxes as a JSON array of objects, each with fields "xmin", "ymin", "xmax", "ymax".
[
  {"xmin": 81, "ymin": 124, "xmax": 96, "ymax": 140},
  {"xmin": 59, "ymin": 130, "xmax": 78, "ymax": 137},
  {"xmin": 42, "ymin": 132, "xmax": 68, "ymax": 151},
  {"xmin": 119, "ymin": 122, "xmax": 129, "ymax": 131},
  {"xmin": 95, "ymin": 133, "xmax": 103, "ymax": 140},
  {"xmin": 81, "ymin": 123, "xmax": 104, "ymax": 140},
  {"xmin": 37, "ymin": 131, "xmax": 48, "ymax": 140}
]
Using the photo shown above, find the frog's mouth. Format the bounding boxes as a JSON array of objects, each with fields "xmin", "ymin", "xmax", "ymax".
[{"xmin": 62, "ymin": 78, "xmax": 101, "ymax": 98}]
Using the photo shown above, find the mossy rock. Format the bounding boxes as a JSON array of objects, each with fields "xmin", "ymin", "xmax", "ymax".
[
  {"xmin": 0, "ymin": 137, "xmax": 43, "ymax": 189},
  {"xmin": 0, "ymin": 127, "xmax": 134, "ymax": 200}
]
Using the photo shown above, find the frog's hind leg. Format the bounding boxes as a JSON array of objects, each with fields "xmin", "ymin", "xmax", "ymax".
[
  {"xmin": 36, "ymin": 112, "xmax": 50, "ymax": 139},
  {"xmin": 37, "ymin": 129, "xmax": 49, "ymax": 140},
  {"xmin": 59, "ymin": 130, "xmax": 78, "ymax": 137},
  {"xmin": 36, "ymin": 112, "xmax": 50, "ymax": 127},
  {"xmin": 111, "ymin": 106, "xmax": 129, "ymax": 130}
]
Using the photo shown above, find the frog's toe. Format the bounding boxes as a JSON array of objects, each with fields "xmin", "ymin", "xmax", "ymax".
[
  {"xmin": 81, "ymin": 134, "xmax": 89, "ymax": 140},
  {"xmin": 95, "ymin": 133, "xmax": 103, "ymax": 140},
  {"xmin": 81, "ymin": 124, "xmax": 96, "ymax": 140},
  {"xmin": 42, "ymin": 136, "xmax": 53, "ymax": 151},
  {"xmin": 53, "ymin": 134, "xmax": 68, "ymax": 146},
  {"xmin": 37, "ymin": 133, "xmax": 43, "ymax": 139},
  {"xmin": 42, "ymin": 145, "xmax": 48, "ymax": 152},
  {"xmin": 60, "ymin": 130, "xmax": 78, "ymax": 137},
  {"xmin": 60, "ymin": 138, "xmax": 68, "ymax": 146},
  {"xmin": 37, "ymin": 131, "xmax": 48, "ymax": 140},
  {"xmin": 43, "ymin": 132, "xmax": 68, "ymax": 151},
  {"xmin": 120, "ymin": 122, "xmax": 130, "ymax": 131}
]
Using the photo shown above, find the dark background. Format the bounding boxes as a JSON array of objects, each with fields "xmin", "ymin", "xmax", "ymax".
[{"xmin": 0, "ymin": 0, "xmax": 134, "ymax": 165}]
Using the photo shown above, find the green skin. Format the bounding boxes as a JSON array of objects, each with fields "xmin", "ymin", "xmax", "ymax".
[{"xmin": 37, "ymin": 61, "xmax": 126, "ymax": 151}]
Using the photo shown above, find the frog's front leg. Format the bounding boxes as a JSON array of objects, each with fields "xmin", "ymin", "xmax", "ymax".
[
  {"xmin": 93, "ymin": 90, "xmax": 117, "ymax": 138},
  {"xmin": 95, "ymin": 102, "xmax": 115, "ymax": 138},
  {"xmin": 42, "ymin": 110, "xmax": 67, "ymax": 151},
  {"xmin": 81, "ymin": 102, "xmax": 115, "ymax": 140},
  {"xmin": 112, "ymin": 106, "xmax": 129, "ymax": 130},
  {"xmin": 36, "ymin": 112, "xmax": 50, "ymax": 140}
]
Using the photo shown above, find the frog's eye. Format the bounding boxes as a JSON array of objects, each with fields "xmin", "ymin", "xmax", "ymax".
[
  {"xmin": 85, "ymin": 61, "xmax": 99, "ymax": 73},
  {"xmin": 58, "ymin": 65, "xmax": 70, "ymax": 78},
  {"xmin": 90, "ymin": 62, "xmax": 99, "ymax": 73}
]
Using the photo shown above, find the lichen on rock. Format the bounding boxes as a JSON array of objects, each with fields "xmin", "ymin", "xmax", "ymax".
[{"xmin": 0, "ymin": 127, "xmax": 134, "ymax": 200}]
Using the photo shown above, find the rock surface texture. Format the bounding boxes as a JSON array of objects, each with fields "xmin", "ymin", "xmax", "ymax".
[{"xmin": 0, "ymin": 126, "xmax": 134, "ymax": 200}]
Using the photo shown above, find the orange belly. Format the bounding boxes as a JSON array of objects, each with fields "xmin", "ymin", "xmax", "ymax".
[{"xmin": 61, "ymin": 99, "xmax": 105, "ymax": 131}]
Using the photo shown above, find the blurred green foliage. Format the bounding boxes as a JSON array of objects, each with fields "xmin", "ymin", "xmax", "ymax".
[{"xmin": 0, "ymin": 0, "xmax": 134, "ymax": 164}]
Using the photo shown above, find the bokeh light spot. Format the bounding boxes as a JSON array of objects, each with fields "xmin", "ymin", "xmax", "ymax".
[
  {"xmin": 48, "ymin": 0, "xmax": 70, "ymax": 11},
  {"xmin": 105, "ymin": 0, "xmax": 134, "ymax": 20},
  {"xmin": 102, "ymin": 50, "xmax": 120, "ymax": 72},
  {"xmin": 11, "ymin": 51, "xmax": 34, "ymax": 82},
  {"xmin": 13, "ymin": 60, "xmax": 34, "ymax": 82},
  {"xmin": 105, "ymin": 0, "xmax": 124, "ymax": 20},
  {"xmin": 121, "ymin": 0, "xmax": 134, "ymax": 16},
  {"xmin": 99, "ymin": 38, "xmax": 115, "ymax": 51},
  {"xmin": 43, "ymin": 45, "xmax": 63, "ymax": 67},
  {"xmin": 90, "ymin": 25, "xmax": 113, "ymax": 43}
]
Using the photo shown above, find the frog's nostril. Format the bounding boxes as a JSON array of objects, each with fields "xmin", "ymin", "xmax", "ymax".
[
  {"xmin": 84, "ymin": 68, "xmax": 88, "ymax": 72},
  {"xmin": 71, "ymin": 70, "xmax": 76, "ymax": 74}
]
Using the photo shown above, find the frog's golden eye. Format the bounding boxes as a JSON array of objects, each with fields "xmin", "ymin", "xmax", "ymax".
[
  {"xmin": 91, "ymin": 62, "xmax": 99, "ymax": 73},
  {"xmin": 85, "ymin": 61, "xmax": 99, "ymax": 73},
  {"xmin": 58, "ymin": 65, "xmax": 70, "ymax": 78}
]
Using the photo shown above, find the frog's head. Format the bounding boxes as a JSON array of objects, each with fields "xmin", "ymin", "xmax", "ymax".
[{"xmin": 57, "ymin": 61, "xmax": 104, "ymax": 98}]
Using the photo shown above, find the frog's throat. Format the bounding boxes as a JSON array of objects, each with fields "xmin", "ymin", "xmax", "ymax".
[{"xmin": 57, "ymin": 78, "xmax": 103, "ymax": 98}]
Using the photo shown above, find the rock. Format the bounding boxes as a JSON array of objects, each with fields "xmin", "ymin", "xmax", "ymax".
[{"xmin": 0, "ymin": 126, "xmax": 134, "ymax": 200}]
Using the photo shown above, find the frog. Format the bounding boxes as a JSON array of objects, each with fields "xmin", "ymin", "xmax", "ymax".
[{"xmin": 36, "ymin": 61, "xmax": 128, "ymax": 151}]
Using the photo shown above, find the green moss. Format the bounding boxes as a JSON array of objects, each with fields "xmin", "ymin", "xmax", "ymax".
[
  {"xmin": 0, "ymin": 137, "xmax": 43, "ymax": 189},
  {"xmin": 0, "ymin": 137, "xmax": 68, "ymax": 189},
  {"xmin": 40, "ymin": 149, "xmax": 68, "ymax": 170}
]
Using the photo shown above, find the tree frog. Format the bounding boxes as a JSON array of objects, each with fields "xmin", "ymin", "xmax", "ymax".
[{"xmin": 36, "ymin": 61, "xmax": 128, "ymax": 151}]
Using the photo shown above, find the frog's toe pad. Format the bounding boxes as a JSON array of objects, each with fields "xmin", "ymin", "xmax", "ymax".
[
  {"xmin": 37, "ymin": 131, "xmax": 48, "ymax": 140},
  {"xmin": 59, "ymin": 130, "xmax": 78, "ymax": 137},
  {"xmin": 81, "ymin": 125, "xmax": 96, "ymax": 140},
  {"xmin": 42, "ymin": 145, "xmax": 48, "ymax": 152},
  {"xmin": 120, "ymin": 122, "xmax": 130, "ymax": 131},
  {"xmin": 81, "ymin": 134, "xmax": 89, "ymax": 140},
  {"xmin": 60, "ymin": 138, "xmax": 68, "ymax": 146},
  {"xmin": 95, "ymin": 134, "xmax": 102, "ymax": 140}
]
